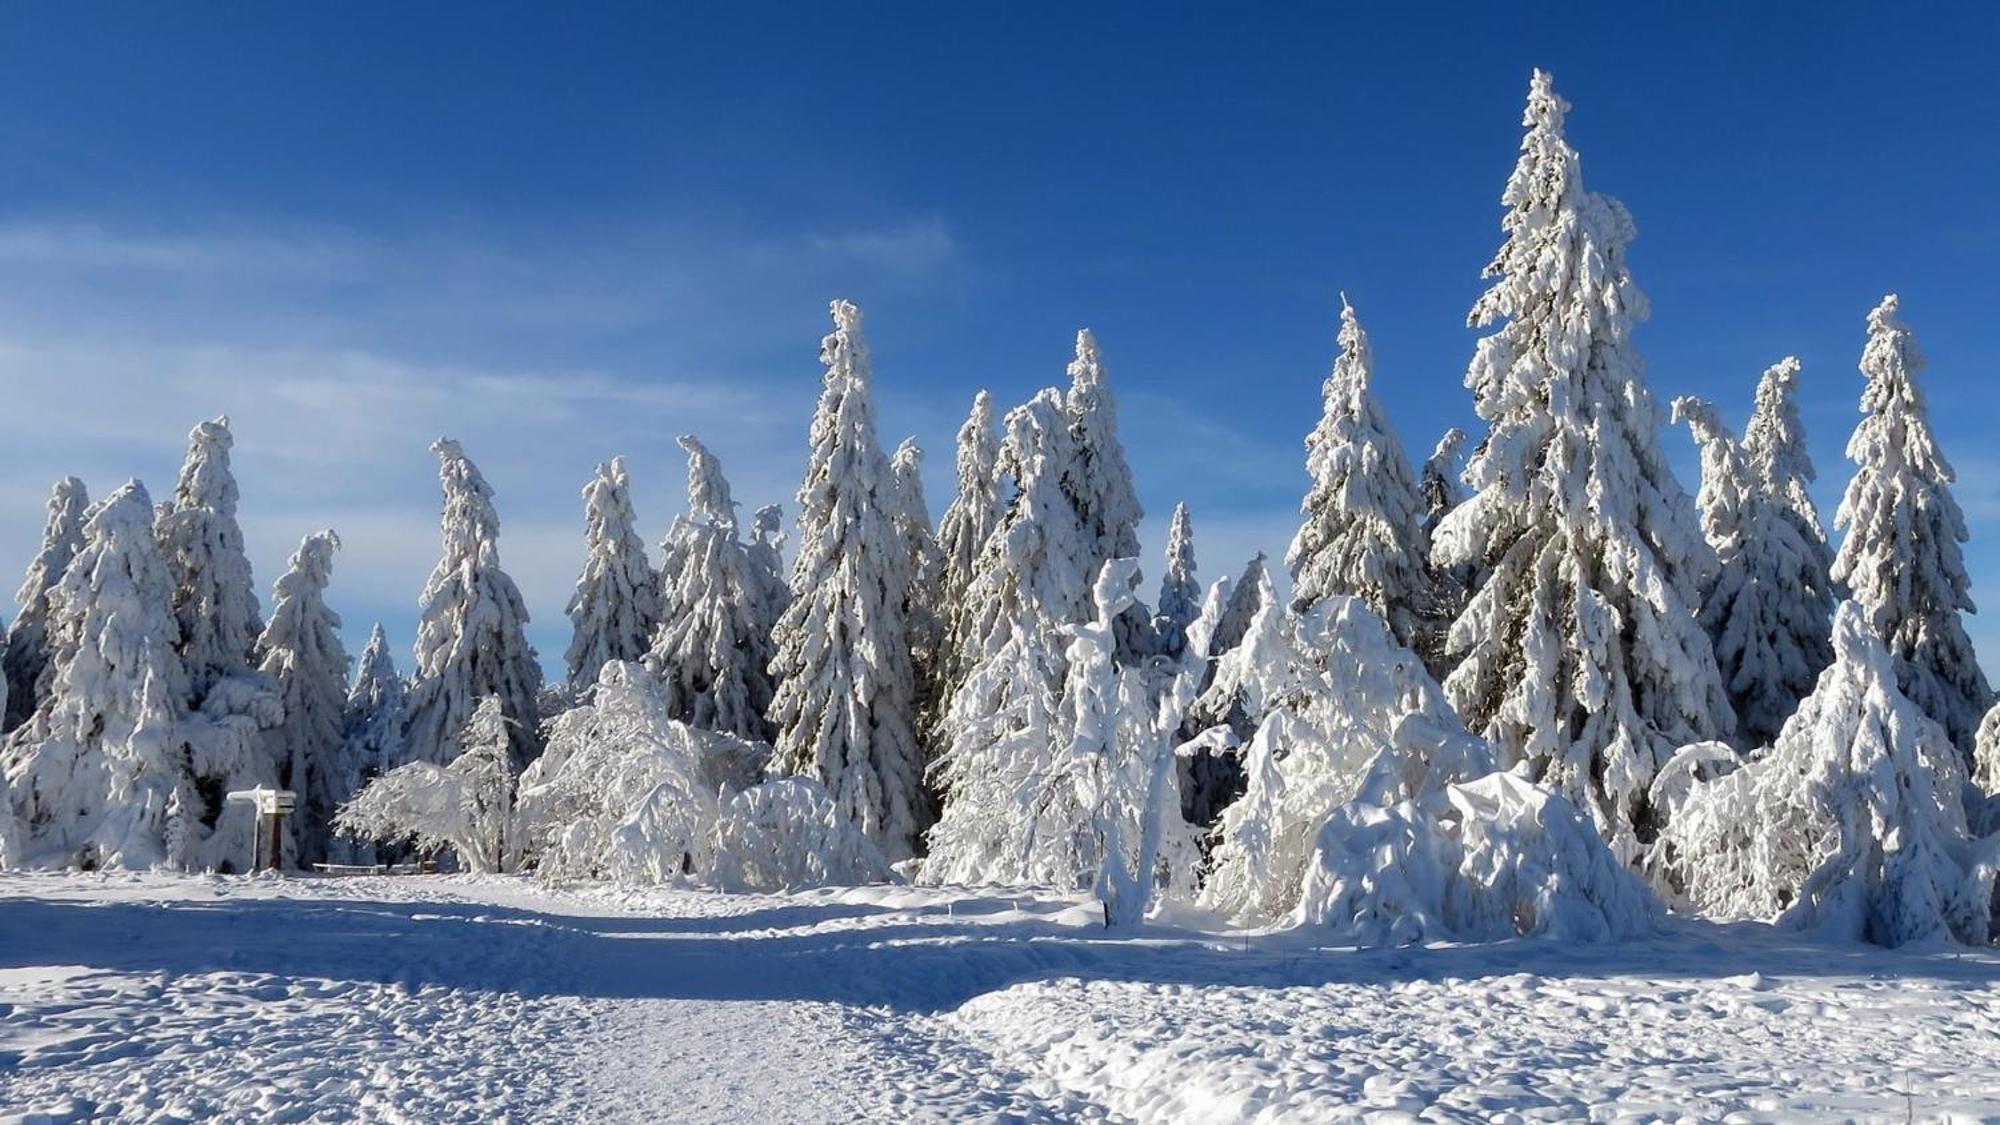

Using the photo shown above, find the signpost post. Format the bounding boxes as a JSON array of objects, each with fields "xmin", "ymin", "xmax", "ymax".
[{"xmin": 225, "ymin": 786, "xmax": 297, "ymax": 872}]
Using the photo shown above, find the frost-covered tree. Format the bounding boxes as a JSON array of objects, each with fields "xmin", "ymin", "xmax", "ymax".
[
  {"xmin": 1977, "ymin": 701, "xmax": 2000, "ymax": 798},
  {"xmin": 404, "ymin": 439, "xmax": 543, "ymax": 770},
  {"xmin": 342, "ymin": 623, "xmax": 407, "ymax": 798},
  {"xmin": 1431, "ymin": 70, "xmax": 1731, "ymax": 861},
  {"xmin": 1201, "ymin": 596, "xmax": 1495, "ymax": 923},
  {"xmin": 747, "ymin": 503, "xmax": 790, "ymax": 623},
  {"xmin": 256, "ymin": 531, "xmax": 349, "ymax": 866},
  {"xmin": 1419, "ymin": 428, "xmax": 1468, "ymax": 537},
  {"xmin": 1, "ymin": 482, "xmax": 189, "ymax": 868},
  {"xmin": 889, "ymin": 438, "xmax": 950, "ymax": 731},
  {"xmin": 1744, "ymin": 357, "xmax": 1833, "ymax": 555},
  {"xmin": 1064, "ymin": 330, "xmax": 1150, "ymax": 660},
  {"xmin": 1286, "ymin": 297, "xmax": 1433, "ymax": 654},
  {"xmin": 338, "ymin": 695, "xmax": 517, "ymax": 874},
  {"xmin": 767, "ymin": 300, "xmax": 925, "ymax": 859},
  {"xmin": 1653, "ymin": 602, "xmax": 1993, "ymax": 947},
  {"xmin": 1211, "ymin": 552, "xmax": 1270, "ymax": 660},
  {"xmin": 1675, "ymin": 392, "xmax": 1834, "ymax": 747},
  {"xmin": 1832, "ymin": 295, "xmax": 1991, "ymax": 759},
  {"xmin": 924, "ymin": 389, "xmax": 1094, "ymax": 884},
  {"xmin": 565, "ymin": 457, "xmax": 659, "ymax": 692},
  {"xmin": 1059, "ymin": 559, "xmax": 1202, "ymax": 922},
  {"xmin": 157, "ymin": 417, "xmax": 262, "ymax": 702},
  {"xmin": 646, "ymin": 435, "xmax": 779, "ymax": 742},
  {"xmin": 4, "ymin": 477, "xmax": 88, "ymax": 732},
  {"xmin": 1152, "ymin": 503, "xmax": 1201, "ymax": 661},
  {"xmin": 935, "ymin": 391, "xmax": 1004, "ymax": 626}
]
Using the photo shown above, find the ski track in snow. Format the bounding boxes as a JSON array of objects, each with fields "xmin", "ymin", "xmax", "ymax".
[{"xmin": 2, "ymin": 873, "xmax": 1998, "ymax": 1122}]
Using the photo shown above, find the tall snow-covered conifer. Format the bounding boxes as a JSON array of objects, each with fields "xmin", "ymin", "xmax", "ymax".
[
  {"xmin": 936, "ymin": 392, "xmax": 1004, "ymax": 620},
  {"xmin": 1420, "ymin": 428, "xmax": 1468, "ymax": 536},
  {"xmin": 157, "ymin": 417, "xmax": 262, "ymax": 702},
  {"xmin": 4, "ymin": 477, "xmax": 88, "ymax": 732},
  {"xmin": 1432, "ymin": 71, "xmax": 1731, "ymax": 860},
  {"xmin": 404, "ymin": 439, "xmax": 543, "ymax": 770},
  {"xmin": 646, "ymin": 435, "xmax": 779, "ymax": 742},
  {"xmin": 767, "ymin": 301, "xmax": 925, "ymax": 859},
  {"xmin": 1285, "ymin": 296, "xmax": 1432, "ymax": 651},
  {"xmin": 564, "ymin": 457, "xmax": 659, "ymax": 692},
  {"xmin": 1153, "ymin": 502, "xmax": 1201, "ymax": 661},
  {"xmin": 889, "ymin": 438, "xmax": 949, "ymax": 733},
  {"xmin": 924, "ymin": 389, "xmax": 1094, "ymax": 883},
  {"xmin": 2, "ymin": 482, "xmax": 188, "ymax": 867},
  {"xmin": 256, "ymin": 531, "xmax": 349, "ymax": 865},
  {"xmin": 1831, "ymin": 295, "xmax": 1991, "ymax": 758},
  {"xmin": 1064, "ymin": 330, "xmax": 1149, "ymax": 660},
  {"xmin": 341, "ymin": 623, "xmax": 408, "ymax": 835}
]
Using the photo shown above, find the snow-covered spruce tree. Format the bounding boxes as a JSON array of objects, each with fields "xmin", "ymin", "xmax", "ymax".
[
  {"xmin": 1200, "ymin": 595, "xmax": 1497, "ymax": 924},
  {"xmin": 1832, "ymin": 295, "xmax": 1991, "ymax": 760},
  {"xmin": 1419, "ymin": 428, "xmax": 1468, "ymax": 537},
  {"xmin": 404, "ymin": 439, "xmax": 543, "ymax": 770},
  {"xmin": 4, "ymin": 477, "xmax": 88, "ymax": 732},
  {"xmin": 1063, "ymin": 330, "xmax": 1151, "ymax": 661},
  {"xmin": 1431, "ymin": 70, "xmax": 1731, "ymax": 861},
  {"xmin": 1, "ymin": 481, "xmax": 189, "ymax": 868},
  {"xmin": 645, "ymin": 435, "xmax": 779, "ymax": 742},
  {"xmin": 338, "ymin": 695, "xmax": 517, "ymax": 874},
  {"xmin": 1286, "ymin": 296, "xmax": 1433, "ymax": 656},
  {"xmin": 342, "ymin": 624, "xmax": 407, "ymax": 800},
  {"xmin": 1653, "ymin": 602, "xmax": 1992, "ymax": 946},
  {"xmin": 1152, "ymin": 502, "xmax": 1201, "ymax": 662},
  {"xmin": 564, "ymin": 457, "xmax": 659, "ymax": 693},
  {"xmin": 889, "ymin": 438, "xmax": 950, "ymax": 733},
  {"xmin": 157, "ymin": 416, "xmax": 263, "ymax": 702},
  {"xmin": 747, "ymin": 503, "xmax": 791, "ymax": 621},
  {"xmin": 255, "ymin": 531, "xmax": 349, "ymax": 867},
  {"xmin": 1674, "ymin": 393, "xmax": 1835, "ymax": 747},
  {"xmin": 1211, "ymin": 552, "xmax": 1270, "ymax": 659},
  {"xmin": 1744, "ymin": 357, "xmax": 1834, "ymax": 561},
  {"xmin": 767, "ymin": 300, "xmax": 925, "ymax": 860},
  {"xmin": 924, "ymin": 389, "xmax": 1095, "ymax": 884},
  {"xmin": 935, "ymin": 391, "xmax": 1004, "ymax": 629},
  {"xmin": 1059, "ymin": 558, "xmax": 1202, "ymax": 923},
  {"xmin": 1977, "ymin": 701, "xmax": 2000, "ymax": 797}
]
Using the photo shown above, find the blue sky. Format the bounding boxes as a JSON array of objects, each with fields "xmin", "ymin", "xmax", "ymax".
[{"xmin": 0, "ymin": 3, "xmax": 1995, "ymax": 677}]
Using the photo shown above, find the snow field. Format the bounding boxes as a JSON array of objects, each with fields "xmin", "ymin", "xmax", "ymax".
[{"xmin": 5, "ymin": 873, "xmax": 2000, "ymax": 1122}]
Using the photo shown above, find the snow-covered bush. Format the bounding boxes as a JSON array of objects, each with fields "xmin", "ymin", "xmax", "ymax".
[
  {"xmin": 708, "ymin": 778, "xmax": 892, "ymax": 892},
  {"xmin": 336, "ymin": 696, "xmax": 518, "ymax": 874},
  {"xmin": 516, "ymin": 661, "xmax": 765, "ymax": 882},
  {"xmin": 1295, "ymin": 771, "xmax": 1662, "ymax": 945},
  {"xmin": 1653, "ymin": 601, "xmax": 1995, "ymax": 947},
  {"xmin": 1201, "ymin": 596, "xmax": 1492, "ymax": 923}
]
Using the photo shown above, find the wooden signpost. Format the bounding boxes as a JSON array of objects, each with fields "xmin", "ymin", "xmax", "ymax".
[{"xmin": 225, "ymin": 786, "xmax": 297, "ymax": 872}]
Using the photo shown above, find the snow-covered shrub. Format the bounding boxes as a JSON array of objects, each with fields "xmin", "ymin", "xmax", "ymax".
[
  {"xmin": 336, "ymin": 696, "xmax": 518, "ymax": 873},
  {"xmin": 1296, "ymin": 771, "xmax": 1662, "ymax": 945},
  {"xmin": 708, "ymin": 778, "xmax": 893, "ymax": 892},
  {"xmin": 1201, "ymin": 596, "xmax": 1491, "ymax": 923},
  {"xmin": 516, "ymin": 661, "xmax": 765, "ymax": 882},
  {"xmin": 1653, "ymin": 601, "xmax": 1995, "ymax": 947}
]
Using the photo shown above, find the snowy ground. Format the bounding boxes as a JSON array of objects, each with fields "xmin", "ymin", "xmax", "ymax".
[{"xmin": 2, "ymin": 873, "xmax": 1998, "ymax": 1123}]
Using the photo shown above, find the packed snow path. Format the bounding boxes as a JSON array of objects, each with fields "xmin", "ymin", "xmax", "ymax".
[{"xmin": 3, "ymin": 874, "xmax": 1998, "ymax": 1122}]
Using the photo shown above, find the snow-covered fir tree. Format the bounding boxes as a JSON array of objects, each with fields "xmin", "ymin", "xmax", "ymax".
[
  {"xmin": 1, "ymin": 482, "xmax": 189, "ymax": 868},
  {"xmin": 4, "ymin": 477, "xmax": 88, "ymax": 732},
  {"xmin": 255, "ymin": 531, "xmax": 349, "ymax": 866},
  {"xmin": 889, "ymin": 438, "xmax": 949, "ymax": 732},
  {"xmin": 924, "ymin": 389, "xmax": 1094, "ymax": 884},
  {"xmin": 767, "ymin": 300, "xmax": 926, "ymax": 859},
  {"xmin": 342, "ymin": 623, "xmax": 407, "ymax": 800},
  {"xmin": 157, "ymin": 416, "xmax": 262, "ymax": 702},
  {"xmin": 1063, "ymin": 330, "xmax": 1150, "ymax": 660},
  {"xmin": 935, "ymin": 391, "xmax": 1004, "ymax": 630},
  {"xmin": 564, "ymin": 457, "xmax": 659, "ymax": 692},
  {"xmin": 746, "ymin": 503, "xmax": 790, "ymax": 623},
  {"xmin": 1977, "ymin": 701, "xmax": 2000, "ymax": 798},
  {"xmin": 1152, "ymin": 502, "xmax": 1201, "ymax": 662},
  {"xmin": 1419, "ymin": 428, "xmax": 1468, "ymax": 537},
  {"xmin": 1211, "ymin": 552, "xmax": 1270, "ymax": 660},
  {"xmin": 1431, "ymin": 69, "xmax": 1731, "ymax": 861},
  {"xmin": 1675, "ymin": 391, "xmax": 1834, "ymax": 747},
  {"xmin": 1831, "ymin": 295, "xmax": 1991, "ymax": 759},
  {"xmin": 1654, "ymin": 601, "xmax": 1992, "ymax": 947},
  {"xmin": 1285, "ymin": 296, "xmax": 1433, "ymax": 654},
  {"xmin": 646, "ymin": 435, "xmax": 779, "ymax": 742},
  {"xmin": 404, "ymin": 439, "xmax": 543, "ymax": 770},
  {"xmin": 1744, "ymin": 357, "xmax": 1833, "ymax": 555}
]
